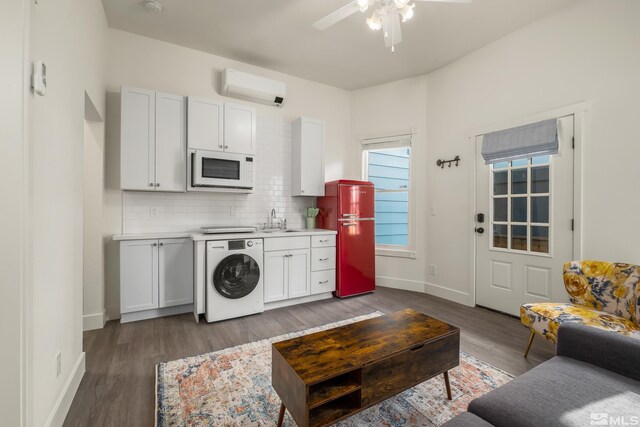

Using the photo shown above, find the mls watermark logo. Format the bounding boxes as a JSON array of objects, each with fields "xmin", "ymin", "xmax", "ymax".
[
  {"xmin": 591, "ymin": 413, "xmax": 610, "ymax": 426},
  {"xmin": 591, "ymin": 413, "xmax": 640, "ymax": 426}
]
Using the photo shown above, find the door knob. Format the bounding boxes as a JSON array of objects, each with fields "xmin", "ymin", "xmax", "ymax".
[{"xmin": 475, "ymin": 227, "xmax": 485, "ymax": 234}]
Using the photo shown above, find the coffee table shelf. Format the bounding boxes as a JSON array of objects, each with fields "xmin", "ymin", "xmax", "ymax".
[{"xmin": 308, "ymin": 370, "xmax": 362, "ymax": 409}]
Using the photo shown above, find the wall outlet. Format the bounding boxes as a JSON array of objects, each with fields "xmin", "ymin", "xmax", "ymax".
[
  {"xmin": 56, "ymin": 352, "xmax": 62, "ymax": 378},
  {"xmin": 429, "ymin": 264, "xmax": 437, "ymax": 276},
  {"xmin": 150, "ymin": 207, "xmax": 158, "ymax": 218},
  {"xmin": 430, "ymin": 206, "xmax": 437, "ymax": 216}
]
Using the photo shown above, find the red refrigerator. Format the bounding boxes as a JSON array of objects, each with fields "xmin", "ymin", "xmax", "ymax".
[{"xmin": 317, "ymin": 180, "xmax": 376, "ymax": 298}]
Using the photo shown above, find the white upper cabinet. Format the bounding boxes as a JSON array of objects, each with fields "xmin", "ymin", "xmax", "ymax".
[
  {"xmin": 224, "ymin": 102, "xmax": 256, "ymax": 154},
  {"xmin": 292, "ymin": 117, "xmax": 325, "ymax": 196},
  {"xmin": 187, "ymin": 97, "xmax": 223, "ymax": 151},
  {"xmin": 155, "ymin": 92, "xmax": 186, "ymax": 192},
  {"xmin": 121, "ymin": 86, "xmax": 186, "ymax": 192},
  {"xmin": 121, "ymin": 87, "xmax": 155, "ymax": 191}
]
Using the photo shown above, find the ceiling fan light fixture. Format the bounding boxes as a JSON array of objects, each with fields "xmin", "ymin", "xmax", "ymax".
[
  {"xmin": 366, "ymin": 13, "xmax": 382, "ymax": 31},
  {"xmin": 400, "ymin": 3, "xmax": 415, "ymax": 21},
  {"xmin": 356, "ymin": 0, "xmax": 369, "ymax": 12}
]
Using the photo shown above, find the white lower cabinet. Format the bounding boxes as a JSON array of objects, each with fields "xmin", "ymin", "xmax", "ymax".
[
  {"xmin": 120, "ymin": 239, "xmax": 159, "ymax": 313},
  {"xmin": 264, "ymin": 250, "xmax": 288, "ymax": 303},
  {"xmin": 263, "ymin": 235, "xmax": 334, "ymax": 305},
  {"xmin": 264, "ymin": 248, "xmax": 310, "ymax": 303},
  {"xmin": 288, "ymin": 249, "xmax": 311, "ymax": 299},
  {"xmin": 120, "ymin": 237, "xmax": 193, "ymax": 321}
]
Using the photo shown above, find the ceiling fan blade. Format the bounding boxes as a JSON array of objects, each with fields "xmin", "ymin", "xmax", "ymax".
[
  {"xmin": 313, "ymin": 1, "xmax": 360, "ymax": 30},
  {"xmin": 382, "ymin": 12, "xmax": 402, "ymax": 48},
  {"xmin": 415, "ymin": 0, "xmax": 472, "ymax": 3}
]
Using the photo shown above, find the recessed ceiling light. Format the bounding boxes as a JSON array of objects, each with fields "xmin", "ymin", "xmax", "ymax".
[{"xmin": 143, "ymin": 0, "xmax": 163, "ymax": 13}]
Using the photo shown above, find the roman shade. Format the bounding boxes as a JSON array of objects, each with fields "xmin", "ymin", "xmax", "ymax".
[{"xmin": 481, "ymin": 119, "xmax": 558, "ymax": 164}]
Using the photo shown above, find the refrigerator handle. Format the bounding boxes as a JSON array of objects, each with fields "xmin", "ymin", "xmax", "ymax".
[
  {"xmin": 342, "ymin": 213, "xmax": 358, "ymax": 217},
  {"xmin": 342, "ymin": 223, "xmax": 357, "ymax": 227}
]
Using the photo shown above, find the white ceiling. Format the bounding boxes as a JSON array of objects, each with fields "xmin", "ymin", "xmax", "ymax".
[{"xmin": 102, "ymin": 0, "xmax": 576, "ymax": 90}]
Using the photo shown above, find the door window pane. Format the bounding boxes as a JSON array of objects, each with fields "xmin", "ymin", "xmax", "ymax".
[
  {"xmin": 494, "ymin": 198, "xmax": 508, "ymax": 222},
  {"xmin": 531, "ymin": 226, "xmax": 549, "ymax": 254},
  {"xmin": 493, "ymin": 161, "xmax": 509, "ymax": 170},
  {"xmin": 531, "ymin": 167, "xmax": 549, "ymax": 193},
  {"xmin": 493, "ymin": 171, "xmax": 508, "ymax": 195},
  {"xmin": 489, "ymin": 155, "xmax": 553, "ymax": 254},
  {"xmin": 532, "ymin": 155, "xmax": 550, "ymax": 165},
  {"xmin": 493, "ymin": 224, "xmax": 508, "ymax": 249},
  {"xmin": 511, "ymin": 197, "xmax": 527, "ymax": 222},
  {"xmin": 511, "ymin": 225, "xmax": 527, "ymax": 251},
  {"xmin": 531, "ymin": 196, "xmax": 549, "ymax": 223},
  {"xmin": 511, "ymin": 169, "xmax": 528, "ymax": 194}
]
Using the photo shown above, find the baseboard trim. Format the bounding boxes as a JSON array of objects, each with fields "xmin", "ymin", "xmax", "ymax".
[
  {"xmin": 264, "ymin": 293, "xmax": 333, "ymax": 311},
  {"xmin": 44, "ymin": 352, "xmax": 85, "ymax": 427},
  {"xmin": 83, "ymin": 310, "xmax": 106, "ymax": 331},
  {"xmin": 120, "ymin": 304, "xmax": 193, "ymax": 323},
  {"xmin": 376, "ymin": 276, "xmax": 473, "ymax": 306}
]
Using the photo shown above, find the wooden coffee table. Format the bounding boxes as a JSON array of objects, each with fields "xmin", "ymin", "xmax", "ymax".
[{"xmin": 271, "ymin": 308, "xmax": 460, "ymax": 427}]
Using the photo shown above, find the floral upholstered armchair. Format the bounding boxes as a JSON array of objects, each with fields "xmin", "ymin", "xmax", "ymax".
[{"xmin": 520, "ymin": 260, "xmax": 640, "ymax": 357}]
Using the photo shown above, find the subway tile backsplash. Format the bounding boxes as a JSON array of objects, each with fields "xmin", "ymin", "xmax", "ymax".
[{"xmin": 122, "ymin": 116, "xmax": 314, "ymax": 234}]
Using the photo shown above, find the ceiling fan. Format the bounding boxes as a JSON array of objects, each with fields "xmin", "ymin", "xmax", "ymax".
[{"xmin": 313, "ymin": 0, "xmax": 471, "ymax": 52}]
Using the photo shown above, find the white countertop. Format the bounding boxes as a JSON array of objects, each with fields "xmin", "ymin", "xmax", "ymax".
[{"xmin": 113, "ymin": 229, "xmax": 336, "ymax": 241}]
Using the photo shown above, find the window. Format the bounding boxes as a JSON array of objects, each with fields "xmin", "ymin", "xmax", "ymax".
[
  {"xmin": 491, "ymin": 155, "xmax": 551, "ymax": 255},
  {"xmin": 362, "ymin": 135, "xmax": 413, "ymax": 251}
]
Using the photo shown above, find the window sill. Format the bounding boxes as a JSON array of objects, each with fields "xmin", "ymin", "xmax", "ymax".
[{"xmin": 375, "ymin": 248, "xmax": 416, "ymax": 259}]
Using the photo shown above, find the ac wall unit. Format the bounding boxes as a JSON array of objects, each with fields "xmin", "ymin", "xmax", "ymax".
[{"xmin": 221, "ymin": 68, "xmax": 286, "ymax": 107}]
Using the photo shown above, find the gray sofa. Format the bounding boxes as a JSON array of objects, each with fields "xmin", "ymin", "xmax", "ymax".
[{"xmin": 443, "ymin": 323, "xmax": 640, "ymax": 427}]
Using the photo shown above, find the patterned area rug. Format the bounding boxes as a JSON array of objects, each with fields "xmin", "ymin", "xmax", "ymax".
[{"xmin": 156, "ymin": 312, "xmax": 513, "ymax": 426}]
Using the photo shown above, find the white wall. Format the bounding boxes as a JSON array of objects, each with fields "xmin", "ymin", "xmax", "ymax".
[
  {"xmin": 0, "ymin": 1, "xmax": 28, "ymax": 424},
  {"xmin": 104, "ymin": 29, "xmax": 355, "ymax": 319},
  {"xmin": 28, "ymin": 0, "xmax": 107, "ymax": 425},
  {"xmin": 83, "ymin": 118, "xmax": 106, "ymax": 331},
  {"xmin": 353, "ymin": 0, "xmax": 640, "ymax": 304},
  {"xmin": 351, "ymin": 76, "xmax": 432, "ymax": 294}
]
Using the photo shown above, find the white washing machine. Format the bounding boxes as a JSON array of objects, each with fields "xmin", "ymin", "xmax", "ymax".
[{"xmin": 206, "ymin": 238, "xmax": 264, "ymax": 323}]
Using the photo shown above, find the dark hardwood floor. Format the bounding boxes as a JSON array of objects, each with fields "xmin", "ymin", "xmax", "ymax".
[{"xmin": 63, "ymin": 287, "xmax": 555, "ymax": 426}]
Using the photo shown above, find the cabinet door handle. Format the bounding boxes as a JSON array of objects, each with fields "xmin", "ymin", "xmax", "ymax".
[
  {"xmin": 319, "ymin": 280, "xmax": 329, "ymax": 284},
  {"xmin": 319, "ymin": 258, "xmax": 329, "ymax": 261},
  {"xmin": 218, "ymin": 144, "xmax": 223, "ymax": 148},
  {"xmin": 342, "ymin": 223, "xmax": 356, "ymax": 227},
  {"xmin": 319, "ymin": 239, "xmax": 329, "ymax": 243},
  {"xmin": 159, "ymin": 243, "xmax": 164, "ymax": 246},
  {"xmin": 149, "ymin": 183, "xmax": 154, "ymax": 187},
  {"xmin": 156, "ymin": 183, "xmax": 160, "ymax": 187},
  {"xmin": 410, "ymin": 344, "xmax": 425, "ymax": 352},
  {"xmin": 224, "ymin": 145, "xmax": 228, "ymax": 149},
  {"xmin": 152, "ymin": 243, "xmax": 157, "ymax": 246}
]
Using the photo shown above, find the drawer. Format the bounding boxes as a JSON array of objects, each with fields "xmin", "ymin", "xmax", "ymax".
[
  {"xmin": 311, "ymin": 270, "xmax": 336, "ymax": 295},
  {"xmin": 361, "ymin": 332, "xmax": 459, "ymax": 407},
  {"xmin": 264, "ymin": 236, "xmax": 310, "ymax": 252},
  {"xmin": 311, "ymin": 247, "xmax": 336, "ymax": 271},
  {"xmin": 311, "ymin": 234, "xmax": 336, "ymax": 248}
]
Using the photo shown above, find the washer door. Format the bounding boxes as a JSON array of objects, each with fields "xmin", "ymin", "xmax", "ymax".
[{"xmin": 213, "ymin": 254, "xmax": 261, "ymax": 299}]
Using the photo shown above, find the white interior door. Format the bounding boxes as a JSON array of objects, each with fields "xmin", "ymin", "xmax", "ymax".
[{"xmin": 475, "ymin": 116, "xmax": 575, "ymax": 316}]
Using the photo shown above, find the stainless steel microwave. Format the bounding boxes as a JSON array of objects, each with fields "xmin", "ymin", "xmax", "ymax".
[{"xmin": 189, "ymin": 149, "xmax": 254, "ymax": 191}]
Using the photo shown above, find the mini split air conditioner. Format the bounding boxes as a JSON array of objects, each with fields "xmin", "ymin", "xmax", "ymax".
[{"xmin": 221, "ymin": 68, "xmax": 286, "ymax": 107}]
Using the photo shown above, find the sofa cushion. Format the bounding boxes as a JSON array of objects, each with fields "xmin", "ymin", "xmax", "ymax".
[
  {"xmin": 441, "ymin": 411, "xmax": 494, "ymax": 427},
  {"xmin": 520, "ymin": 302, "xmax": 640, "ymax": 343},
  {"xmin": 468, "ymin": 356, "xmax": 640, "ymax": 427}
]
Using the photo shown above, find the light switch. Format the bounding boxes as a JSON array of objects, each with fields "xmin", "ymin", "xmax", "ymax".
[{"xmin": 430, "ymin": 206, "xmax": 437, "ymax": 216}]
